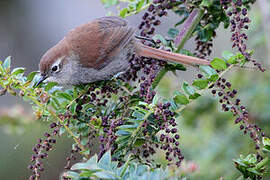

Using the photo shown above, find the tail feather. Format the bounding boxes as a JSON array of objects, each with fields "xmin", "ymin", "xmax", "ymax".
[{"xmin": 135, "ymin": 43, "xmax": 210, "ymax": 66}]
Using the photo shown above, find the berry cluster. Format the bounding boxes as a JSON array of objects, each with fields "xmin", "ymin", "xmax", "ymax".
[
  {"xmin": 139, "ymin": 0, "xmax": 177, "ymax": 37},
  {"xmin": 28, "ymin": 122, "xmax": 59, "ymax": 180},
  {"xmin": 195, "ymin": 38, "xmax": 214, "ymax": 58},
  {"xmin": 155, "ymin": 103, "xmax": 183, "ymax": 166},
  {"xmin": 132, "ymin": 102, "xmax": 183, "ymax": 167},
  {"xmin": 220, "ymin": 0, "xmax": 265, "ymax": 72},
  {"xmin": 98, "ymin": 116, "xmax": 123, "ymax": 160},
  {"xmin": 209, "ymin": 77, "xmax": 264, "ymax": 158}
]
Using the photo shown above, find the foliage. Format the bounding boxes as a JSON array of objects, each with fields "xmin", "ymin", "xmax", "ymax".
[
  {"xmin": 63, "ymin": 150, "xmax": 177, "ymax": 180},
  {"xmin": 0, "ymin": 0, "xmax": 269, "ymax": 180}
]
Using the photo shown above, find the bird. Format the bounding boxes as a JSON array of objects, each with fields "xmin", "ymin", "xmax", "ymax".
[{"xmin": 37, "ymin": 16, "xmax": 210, "ymax": 86}]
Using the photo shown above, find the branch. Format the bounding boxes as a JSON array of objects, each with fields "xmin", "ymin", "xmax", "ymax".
[
  {"xmin": 152, "ymin": 9, "xmax": 204, "ymax": 89},
  {"xmin": 175, "ymin": 9, "xmax": 204, "ymax": 50}
]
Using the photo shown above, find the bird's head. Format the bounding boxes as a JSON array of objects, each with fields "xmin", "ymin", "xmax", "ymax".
[{"xmin": 36, "ymin": 40, "xmax": 72, "ymax": 86}]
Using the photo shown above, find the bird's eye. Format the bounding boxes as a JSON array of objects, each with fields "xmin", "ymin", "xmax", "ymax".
[{"xmin": 51, "ymin": 65, "xmax": 58, "ymax": 72}]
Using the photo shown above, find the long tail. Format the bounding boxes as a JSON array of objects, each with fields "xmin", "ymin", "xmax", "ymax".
[{"xmin": 135, "ymin": 43, "xmax": 210, "ymax": 66}]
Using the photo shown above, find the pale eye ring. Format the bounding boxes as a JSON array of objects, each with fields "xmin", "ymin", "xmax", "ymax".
[{"xmin": 51, "ymin": 65, "xmax": 58, "ymax": 72}]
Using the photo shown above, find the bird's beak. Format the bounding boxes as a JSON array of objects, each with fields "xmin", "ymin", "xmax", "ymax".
[{"xmin": 35, "ymin": 74, "xmax": 47, "ymax": 87}]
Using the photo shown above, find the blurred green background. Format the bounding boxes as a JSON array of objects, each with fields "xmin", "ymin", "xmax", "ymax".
[{"xmin": 0, "ymin": 0, "xmax": 269, "ymax": 179}]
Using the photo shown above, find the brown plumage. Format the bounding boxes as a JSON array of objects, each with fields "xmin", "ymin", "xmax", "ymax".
[{"xmin": 38, "ymin": 16, "xmax": 210, "ymax": 86}]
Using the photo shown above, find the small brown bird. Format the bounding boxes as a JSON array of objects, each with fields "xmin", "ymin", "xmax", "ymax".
[{"xmin": 37, "ymin": 16, "xmax": 210, "ymax": 86}]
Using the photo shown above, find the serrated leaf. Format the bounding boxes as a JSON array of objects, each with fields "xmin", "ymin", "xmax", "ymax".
[
  {"xmin": 11, "ymin": 67, "xmax": 25, "ymax": 76},
  {"xmin": 192, "ymin": 79, "xmax": 209, "ymax": 90},
  {"xmin": 210, "ymin": 58, "xmax": 227, "ymax": 70},
  {"xmin": 173, "ymin": 92, "xmax": 189, "ymax": 105}
]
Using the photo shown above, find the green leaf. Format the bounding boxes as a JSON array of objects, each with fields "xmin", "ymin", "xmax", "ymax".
[
  {"xmin": 45, "ymin": 82, "xmax": 58, "ymax": 91},
  {"xmin": 27, "ymin": 71, "xmax": 39, "ymax": 82},
  {"xmin": 178, "ymin": 49, "xmax": 194, "ymax": 56},
  {"xmin": 210, "ymin": 58, "xmax": 227, "ymax": 71},
  {"xmin": 222, "ymin": 51, "xmax": 234, "ymax": 60},
  {"xmin": 118, "ymin": 125, "xmax": 138, "ymax": 132},
  {"xmin": 189, "ymin": 93, "xmax": 201, "ymax": 100},
  {"xmin": 59, "ymin": 126, "xmax": 66, "ymax": 135},
  {"xmin": 192, "ymin": 79, "xmax": 209, "ymax": 90},
  {"xmin": 57, "ymin": 92, "xmax": 73, "ymax": 101},
  {"xmin": 263, "ymin": 146, "xmax": 270, "ymax": 153},
  {"xmin": 227, "ymin": 56, "xmax": 238, "ymax": 64},
  {"xmin": 208, "ymin": 74, "xmax": 219, "ymax": 82},
  {"xmin": 3, "ymin": 56, "xmax": 11, "ymax": 71},
  {"xmin": 101, "ymin": 0, "xmax": 119, "ymax": 8},
  {"xmin": 165, "ymin": 63, "xmax": 186, "ymax": 71},
  {"xmin": 222, "ymin": 51, "xmax": 239, "ymax": 64},
  {"xmin": 199, "ymin": 65, "xmax": 217, "ymax": 77},
  {"xmin": 115, "ymin": 130, "xmax": 131, "ymax": 136},
  {"xmin": 134, "ymin": 138, "xmax": 146, "ymax": 147},
  {"xmin": 120, "ymin": 8, "xmax": 128, "ymax": 18},
  {"xmin": 63, "ymin": 171, "xmax": 79, "ymax": 178},
  {"xmin": 95, "ymin": 171, "xmax": 117, "ymax": 179},
  {"xmin": 71, "ymin": 162, "xmax": 100, "ymax": 171},
  {"xmin": 136, "ymin": 0, "xmax": 145, "ymax": 11},
  {"xmin": 262, "ymin": 137, "xmax": 270, "ymax": 153},
  {"xmin": 98, "ymin": 150, "xmax": 112, "ymax": 170},
  {"xmin": 7, "ymin": 86, "xmax": 16, "ymax": 96},
  {"xmin": 168, "ymin": 28, "xmax": 179, "ymax": 39},
  {"xmin": 70, "ymin": 102, "xmax": 78, "ymax": 115},
  {"xmin": 11, "ymin": 67, "xmax": 25, "ymax": 76},
  {"xmin": 173, "ymin": 91, "xmax": 189, "ymax": 105},
  {"xmin": 182, "ymin": 82, "xmax": 195, "ymax": 96},
  {"xmin": 263, "ymin": 137, "xmax": 270, "ymax": 146},
  {"xmin": 200, "ymin": 0, "xmax": 212, "ymax": 7}
]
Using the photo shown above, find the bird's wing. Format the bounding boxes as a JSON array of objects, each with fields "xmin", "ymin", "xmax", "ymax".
[{"xmin": 65, "ymin": 16, "xmax": 136, "ymax": 69}]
